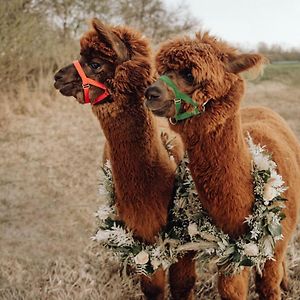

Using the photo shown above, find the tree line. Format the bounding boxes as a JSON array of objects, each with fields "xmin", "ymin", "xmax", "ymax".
[
  {"xmin": 0, "ymin": 0, "xmax": 198, "ymax": 85},
  {"xmin": 1, "ymin": 0, "xmax": 299, "ymax": 86}
]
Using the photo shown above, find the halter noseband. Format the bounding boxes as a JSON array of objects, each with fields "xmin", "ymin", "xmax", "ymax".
[
  {"xmin": 73, "ymin": 60, "xmax": 110, "ymax": 105},
  {"xmin": 159, "ymin": 75, "xmax": 208, "ymax": 124}
]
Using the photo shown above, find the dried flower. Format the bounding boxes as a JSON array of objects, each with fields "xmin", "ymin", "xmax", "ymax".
[
  {"xmin": 95, "ymin": 205, "xmax": 112, "ymax": 220},
  {"xmin": 92, "ymin": 229, "xmax": 111, "ymax": 242},
  {"xmin": 188, "ymin": 223, "xmax": 199, "ymax": 237},
  {"xmin": 244, "ymin": 243, "xmax": 259, "ymax": 256},
  {"xmin": 134, "ymin": 251, "xmax": 149, "ymax": 265},
  {"xmin": 263, "ymin": 179, "xmax": 278, "ymax": 201}
]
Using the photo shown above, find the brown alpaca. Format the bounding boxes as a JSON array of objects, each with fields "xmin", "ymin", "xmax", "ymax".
[
  {"xmin": 145, "ymin": 32, "xmax": 300, "ymax": 299},
  {"xmin": 54, "ymin": 19, "xmax": 200, "ymax": 300}
]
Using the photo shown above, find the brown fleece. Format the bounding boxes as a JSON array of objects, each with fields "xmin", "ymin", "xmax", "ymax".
[{"xmin": 154, "ymin": 31, "xmax": 300, "ymax": 299}]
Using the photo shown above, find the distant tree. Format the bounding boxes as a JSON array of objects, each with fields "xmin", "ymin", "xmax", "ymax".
[
  {"xmin": 30, "ymin": 0, "xmax": 199, "ymax": 43},
  {"xmin": 111, "ymin": 0, "xmax": 199, "ymax": 43},
  {"xmin": 0, "ymin": 0, "xmax": 77, "ymax": 83},
  {"xmin": 0, "ymin": 0, "xmax": 199, "ymax": 84}
]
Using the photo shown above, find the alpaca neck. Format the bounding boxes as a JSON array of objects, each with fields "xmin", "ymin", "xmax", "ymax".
[
  {"xmin": 182, "ymin": 85, "xmax": 253, "ymax": 237},
  {"xmin": 98, "ymin": 102, "xmax": 176, "ymax": 242}
]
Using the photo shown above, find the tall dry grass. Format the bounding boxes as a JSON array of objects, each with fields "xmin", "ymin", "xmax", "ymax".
[{"xmin": 0, "ymin": 64, "xmax": 300, "ymax": 299}]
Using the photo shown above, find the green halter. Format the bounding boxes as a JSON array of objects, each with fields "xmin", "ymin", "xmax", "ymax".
[{"xmin": 159, "ymin": 75, "xmax": 206, "ymax": 124}]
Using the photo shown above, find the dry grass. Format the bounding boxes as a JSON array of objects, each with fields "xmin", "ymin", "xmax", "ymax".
[{"xmin": 0, "ymin": 66, "xmax": 299, "ymax": 299}]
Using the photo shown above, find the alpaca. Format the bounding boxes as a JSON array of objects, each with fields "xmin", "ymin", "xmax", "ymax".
[
  {"xmin": 54, "ymin": 19, "xmax": 198, "ymax": 300},
  {"xmin": 145, "ymin": 32, "xmax": 300, "ymax": 299}
]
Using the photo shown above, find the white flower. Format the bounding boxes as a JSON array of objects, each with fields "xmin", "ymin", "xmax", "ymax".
[
  {"xmin": 110, "ymin": 225, "xmax": 134, "ymax": 246},
  {"xmin": 244, "ymin": 243, "xmax": 259, "ymax": 256},
  {"xmin": 263, "ymin": 179, "xmax": 279, "ymax": 201},
  {"xmin": 134, "ymin": 251, "xmax": 149, "ymax": 265},
  {"xmin": 99, "ymin": 184, "xmax": 107, "ymax": 195},
  {"xmin": 161, "ymin": 259, "xmax": 171, "ymax": 270},
  {"xmin": 151, "ymin": 258, "xmax": 160, "ymax": 270},
  {"xmin": 95, "ymin": 205, "xmax": 113, "ymax": 220},
  {"xmin": 104, "ymin": 160, "xmax": 112, "ymax": 169},
  {"xmin": 205, "ymin": 248, "xmax": 215, "ymax": 255},
  {"xmin": 244, "ymin": 214, "xmax": 253, "ymax": 224},
  {"xmin": 270, "ymin": 171, "xmax": 284, "ymax": 187},
  {"xmin": 188, "ymin": 223, "xmax": 199, "ymax": 237},
  {"xmin": 92, "ymin": 229, "xmax": 111, "ymax": 242},
  {"xmin": 263, "ymin": 237, "xmax": 274, "ymax": 258},
  {"xmin": 250, "ymin": 226, "xmax": 260, "ymax": 239},
  {"xmin": 274, "ymin": 234, "xmax": 284, "ymax": 241},
  {"xmin": 253, "ymin": 153, "xmax": 270, "ymax": 171}
]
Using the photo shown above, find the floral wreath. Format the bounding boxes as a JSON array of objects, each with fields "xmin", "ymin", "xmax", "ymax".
[{"xmin": 92, "ymin": 134, "xmax": 287, "ymax": 276}]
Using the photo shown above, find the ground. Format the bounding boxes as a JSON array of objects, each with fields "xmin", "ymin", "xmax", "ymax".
[{"xmin": 0, "ymin": 64, "xmax": 299, "ymax": 299}]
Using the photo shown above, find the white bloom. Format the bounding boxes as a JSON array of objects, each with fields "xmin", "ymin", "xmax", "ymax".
[
  {"xmin": 134, "ymin": 251, "xmax": 149, "ymax": 265},
  {"xmin": 151, "ymin": 258, "xmax": 160, "ymax": 270},
  {"xmin": 110, "ymin": 225, "xmax": 134, "ymax": 246},
  {"xmin": 92, "ymin": 229, "xmax": 111, "ymax": 242},
  {"xmin": 95, "ymin": 205, "xmax": 113, "ymax": 220},
  {"xmin": 99, "ymin": 184, "xmax": 107, "ymax": 195},
  {"xmin": 161, "ymin": 259, "xmax": 171, "ymax": 270},
  {"xmin": 250, "ymin": 226, "xmax": 260, "ymax": 239},
  {"xmin": 270, "ymin": 171, "xmax": 284, "ymax": 187},
  {"xmin": 188, "ymin": 223, "xmax": 199, "ymax": 237},
  {"xmin": 104, "ymin": 160, "xmax": 112, "ymax": 169},
  {"xmin": 263, "ymin": 237, "xmax": 274, "ymax": 258},
  {"xmin": 253, "ymin": 153, "xmax": 271, "ymax": 171},
  {"xmin": 244, "ymin": 214, "xmax": 253, "ymax": 224},
  {"xmin": 274, "ymin": 234, "xmax": 284, "ymax": 241},
  {"xmin": 205, "ymin": 248, "xmax": 215, "ymax": 255},
  {"xmin": 244, "ymin": 243, "xmax": 259, "ymax": 256},
  {"xmin": 263, "ymin": 178, "xmax": 279, "ymax": 201}
]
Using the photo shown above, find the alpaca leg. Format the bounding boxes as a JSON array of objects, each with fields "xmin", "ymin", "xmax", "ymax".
[
  {"xmin": 255, "ymin": 257, "xmax": 286, "ymax": 300},
  {"xmin": 217, "ymin": 268, "xmax": 249, "ymax": 300},
  {"xmin": 169, "ymin": 252, "xmax": 196, "ymax": 300},
  {"xmin": 141, "ymin": 268, "xmax": 166, "ymax": 300},
  {"xmin": 280, "ymin": 260, "xmax": 289, "ymax": 291}
]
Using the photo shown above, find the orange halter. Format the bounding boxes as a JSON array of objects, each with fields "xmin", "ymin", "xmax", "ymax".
[{"xmin": 73, "ymin": 60, "xmax": 110, "ymax": 105}]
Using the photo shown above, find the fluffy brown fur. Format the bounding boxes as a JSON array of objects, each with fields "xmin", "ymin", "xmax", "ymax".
[
  {"xmin": 145, "ymin": 32, "xmax": 300, "ymax": 299},
  {"xmin": 53, "ymin": 19, "xmax": 200, "ymax": 300}
]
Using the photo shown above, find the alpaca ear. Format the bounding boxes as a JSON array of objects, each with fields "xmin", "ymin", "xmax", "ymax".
[
  {"xmin": 226, "ymin": 53, "xmax": 266, "ymax": 74},
  {"xmin": 91, "ymin": 18, "xmax": 129, "ymax": 63}
]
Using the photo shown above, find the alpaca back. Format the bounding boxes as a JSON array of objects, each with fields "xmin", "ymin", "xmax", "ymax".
[{"xmin": 242, "ymin": 106, "xmax": 300, "ymax": 239}]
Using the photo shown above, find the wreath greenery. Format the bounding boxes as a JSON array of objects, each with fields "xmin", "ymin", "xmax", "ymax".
[{"xmin": 93, "ymin": 134, "xmax": 287, "ymax": 276}]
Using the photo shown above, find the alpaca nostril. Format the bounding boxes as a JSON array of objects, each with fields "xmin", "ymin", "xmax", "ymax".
[
  {"xmin": 145, "ymin": 86, "xmax": 162, "ymax": 101},
  {"xmin": 54, "ymin": 71, "xmax": 63, "ymax": 81}
]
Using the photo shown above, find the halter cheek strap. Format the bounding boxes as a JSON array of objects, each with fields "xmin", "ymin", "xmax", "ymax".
[
  {"xmin": 73, "ymin": 60, "xmax": 110, "ymax": 105},
  {"xmin": 159, "ymin": 75, "xmax": 207, "ymax": 124}
]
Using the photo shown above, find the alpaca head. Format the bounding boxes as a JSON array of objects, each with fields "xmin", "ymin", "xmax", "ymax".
[
  {"xmin": 145, "ymin": 32, "xmax": 265, "ymax": 130},
  {"xmin": 54, "ymin": 18, "xmax": 152, "ymax": 118}
]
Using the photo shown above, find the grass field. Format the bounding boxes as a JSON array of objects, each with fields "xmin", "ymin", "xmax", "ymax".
[{"xmin": 0, "ymin": 64, "xmax": 299, "ymax": 299}]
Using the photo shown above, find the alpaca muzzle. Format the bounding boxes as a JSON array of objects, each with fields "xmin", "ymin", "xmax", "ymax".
[{"xmin": 73, "ymin": 60, "xmax": 110, "ymax": 105}]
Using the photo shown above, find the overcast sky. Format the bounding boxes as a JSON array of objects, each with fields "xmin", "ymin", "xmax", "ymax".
[{"xmin": 166, "ymin": 0, "xmax": 300, "ymax": 49}]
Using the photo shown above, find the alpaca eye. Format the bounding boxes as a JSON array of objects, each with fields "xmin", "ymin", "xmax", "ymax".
[
  {"xmin": 89, "ymin": 62, "xmax": 101, "ymax": 70},
  {"xmin": 180, "ymin": 69, "xmax": 194, "ymax": 84}
]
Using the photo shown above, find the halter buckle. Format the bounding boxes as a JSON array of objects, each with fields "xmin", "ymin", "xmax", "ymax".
[
  {"xmin": 169, "ymin": 117, "xmax": 177, "ymax": 125},
  {"xmin": 82, "ymin": 83, "xmax": 90, "ymax": 89},
  {"xmin": 201, "ymin": 99, "xmax": 209, "ymax": 112}
]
